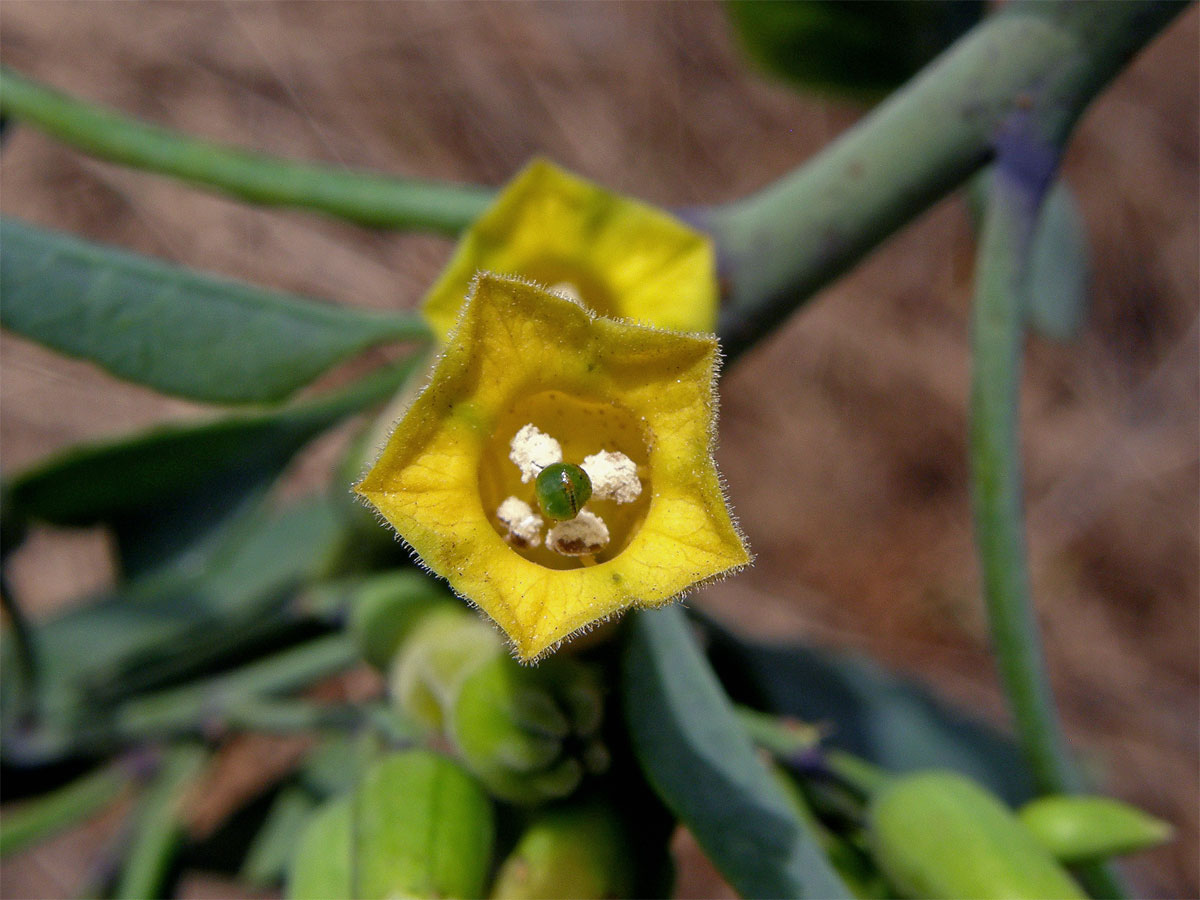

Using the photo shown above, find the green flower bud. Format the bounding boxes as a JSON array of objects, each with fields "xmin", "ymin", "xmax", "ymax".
[
  {"xmin": 288, "ymin": 750, "xmax": 494, "ymax": 900},
  {"xmin": 391, "ymin": 606, "xmax": 504, "ymax": 731},
  {"xmin": 1018, "ymin": 795, "xmax": 1173, "ymax": 864},
  {"xmin": 347, "ymin": 571, "xmax": 451, "ymax": 670},
  {"xmin": 451, "ymin": 653, "xmax": 608, "ymax": 804},
  {"xmin": 491, "ymin": 800, "xmax": 635, "ymax": 899},
  {"xmin": 868, "ymin": 771, "xmax": 1085, "ymax": 900}
]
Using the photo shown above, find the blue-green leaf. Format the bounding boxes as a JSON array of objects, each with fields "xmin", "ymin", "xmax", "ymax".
[
  {"xmin": 1, "ymin": 496, "xmax": 351, "ymax": 761},
  {"xmin": 622, "ymin": 606, "xmax": 853, "ymax": 899},
  {"xmin": 0, "ymin": 218, "xmax": 428, "ymax": 404},
  {"xmin": 697, "ymin": 612, "xmax": 1033, "ymax": 805},
  {"xmin": 1026, "ymin": 178, "xmax": 1090, "ymax": 341},
  {"xmin": 966, "ymin": 173, "xmax": 1091, "ymax": 342},
  {"xmin": 5, "ymin": 361, "xmax": 413, "ymax": 576}
]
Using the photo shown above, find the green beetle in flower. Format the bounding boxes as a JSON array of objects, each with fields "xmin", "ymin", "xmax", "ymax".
[{"xmin": 535, "ymin": 463, "xmax": 593, "ymax": 521}]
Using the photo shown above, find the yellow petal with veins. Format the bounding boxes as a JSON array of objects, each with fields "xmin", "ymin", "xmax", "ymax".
[
  {"xmin": 422, "ymin": 159, "xmax": 718, "ymax": 339},
  {"xmin": 358, "ymin": 274, "xmax": 748, "ymax": 662}
]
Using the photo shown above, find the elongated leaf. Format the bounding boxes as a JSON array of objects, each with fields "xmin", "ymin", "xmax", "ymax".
[
  {"xmin": 116, "ymin": 744, "xmax": 209, "ymax": 900},
  {"xmin": 0, "ymin": 496, "xmax": 351, "ymax": 762},
  {"xmin": 726, "ymin": 1, "xmax": 983, "ymax": 102},
  {"xmin": 0, "ymin": 68, "xmax": 492, "ymax": 234},
  {"xmin": 966, "ymin": 172, "xmax": 1091, "ymax": 342},
  {"xmin": 289, "ymin": 797, "xmax": 354, "ymax": 900},
  {"xmin": 1026, "ymin": 178, "xmax": 1090, "ymax": 341},
  {"xmin": 0, "ymin": 762, "xmax": 130, "ymax": 857},
  {"xmin": 5, "ymin": 360, "xmax": 414, "ymax": 576},
  {"xmin": 0, "ymin": 218, "xmax": 428, "ymax": 403},
  {"xmin": 697, "ymin": 612, "xmax": 1033, "ymax": 805},
  {"xmin": 622, "ymin": 606, "xmax": 852, "ymax": 899},
  {"xmin": 241, "ymin": 787, "xmax": 319, "ymax": 887}
]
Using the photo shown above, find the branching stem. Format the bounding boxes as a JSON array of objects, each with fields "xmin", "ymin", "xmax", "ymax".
[
  {"xmin": 709, "ymin": 0, "xmax": 1187, "ymax": 360},
  {"xmin": 0, "ymin": 67, "xmax": 493, "ymax": 234}
]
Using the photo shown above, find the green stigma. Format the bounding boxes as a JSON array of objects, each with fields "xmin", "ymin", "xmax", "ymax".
[{"xmin": 535, "ymin": 463, "xmax": 592, "ymax": 520}]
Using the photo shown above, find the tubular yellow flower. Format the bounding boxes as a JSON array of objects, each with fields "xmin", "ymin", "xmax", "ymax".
[
  {"xmin": 422, "ymin": 159, "xmax": 719, "ymax": 339},
  {"xmin": 356, "ymin": 274, "xmax": 749, "ymax": 662}
]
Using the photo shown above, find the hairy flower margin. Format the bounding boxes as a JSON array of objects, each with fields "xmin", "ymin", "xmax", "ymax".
[
  {"xmin": 421, "ymin": 158, "xmax": 719, "ymax": 340},
  {"xmin": 356, "ymin": 274, "xmax": 750, "ymax": 662}
]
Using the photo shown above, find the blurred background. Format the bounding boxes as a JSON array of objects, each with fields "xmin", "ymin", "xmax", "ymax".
[{"xmin": 1, "ymin": 2, "xmax": 1196, "ymax": 897}]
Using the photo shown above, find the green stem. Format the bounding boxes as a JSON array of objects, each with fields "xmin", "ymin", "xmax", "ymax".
[
  {"xmin": 971, "ymin": 155, "xmax": 1076, "ymax": 797},
  {"xmin": 113, "ymin": 634, "xmax": 361, "ymax": 740},
  {"xmin": 0, "ymin": 763, "xmax": 132, "ymax": 857},
  {"xmin": 970, "ymin": 152, "xmax": 1126, "ymax": 900},
  {"xmin": 0, "ymin": 66, "xmax": 493, "ymax": 235},
  {"xmin": 709, "ymin": 0, "xmax": 1187, "ymax": 360},
  {"xmin": 115, "ymin": 744, "xmax": 208, "ymax": 900}
]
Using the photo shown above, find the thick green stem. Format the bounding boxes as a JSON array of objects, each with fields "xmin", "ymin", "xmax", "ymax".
[
  {"xmin": 710, "ymin": 0, "xmax": 1187, "ymax": 360},
  {"xmin": 0, "ymin": 66, "xmax": 493, "ymax": 235}
]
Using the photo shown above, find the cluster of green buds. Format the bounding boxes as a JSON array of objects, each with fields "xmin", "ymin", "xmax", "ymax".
[
  {"xmin": 348, "ymin": 576, "xmax": 610, "ymax": 805},
  {"xmin": 290, "ymin": 749, "xmax": 638, "ymax": 900}
]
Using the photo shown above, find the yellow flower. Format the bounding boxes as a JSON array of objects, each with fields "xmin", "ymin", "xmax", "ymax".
[
  {"xmin": 356, "ymin": 274, "xmax": 749, "ymax": 662},
  {"xmin": 422, "ymin": 159, "xmax": 718, "ymax": 340}
]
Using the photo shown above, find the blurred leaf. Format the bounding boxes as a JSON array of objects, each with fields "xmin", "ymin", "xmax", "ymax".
[
  {"xmin": 967, "ymin": 172, "xmax": 1091, "ymax": 342},
  {"xmin": 288, "ymin": 751, "xmax": 494, "ymax": 900},
  {"xmin": 241, "ymin": 787, "xmax": 320, "ymax": 887},
  {"xmin": 696, "ymin": 612, "xmax": 1034, "ymax": 805},
  {"xmin": 622, "ymin": 606, "xmax": 853, "ymax": 899},
  {"xmin": 5, "ymin": 361, "xmax": 416, "ymax": 577},
  {"xmin": 1026, "ymin": 179, "xmax": 1090, "ymax": 341},
  {"xmin": 0, "ymin": 67, "xmax": 493, "ymax": 234},
  {"xmin": 0, "ymin": 761, "xmax": 130, "ymax": 857},
  {"xmin": 0, "ymin": 496, "xmax": 350, "ymax": 761},
  {"xmin": 289, "ymin": 797, "xmax": 354, "ymax": 900},
  {"xmin": 0, "ymin": 218, "xmax": 428, "ymax": 404},
  {"xmin": 115, "ymin": 744, "xmax": 209, "ymax": 900},
  {"xmin": 726, "ymin": 1, "xmax": 984, "ymax": 101}
]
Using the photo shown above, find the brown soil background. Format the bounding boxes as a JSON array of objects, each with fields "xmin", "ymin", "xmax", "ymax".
[{"xmin": 1, "ymin": 3, "xmax": 1196, "ymax": 898}]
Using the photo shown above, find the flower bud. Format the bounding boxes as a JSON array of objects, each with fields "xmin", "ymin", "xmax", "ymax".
[
  {"xmin": 1018, "ymin": 795, "xmax": 1173, "ymax": 864},
  {"xmin": 868, "ymin": 771, "xmax": 1085, "ymax": 899},
  {"xmin": 347, "ymin": 571, "xmax": 451, "ymax": 670},
  {"xmin": 450, "ymin": 653, "xmax": 609, "ymax": 804},
  {"xmin": 491, "ymin": 800, "xmax": 635, "ymax": 899},
  {"xmin": 391, "ymin": 606, "xmax": 503, "ymax": 731},
  {"xmin": 288, "ymin": 750, "xmax": 494, "ymax": 900}
]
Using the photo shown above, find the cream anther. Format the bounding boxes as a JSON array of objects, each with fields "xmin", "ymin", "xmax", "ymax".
[
  {"xmin": 547, "ymin": 510, "xmax": 610, "ymax": 556},
  {"xmin": 509, "ymin": 424, "xmax": 563, "ymax": 483},
  {"xmin": 497, "ymin": 496, "xmax": 544, "ymax": 548},
  {"xmin": 581, "ymin": 450, "xmax": 642, "ymax": 504}
]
